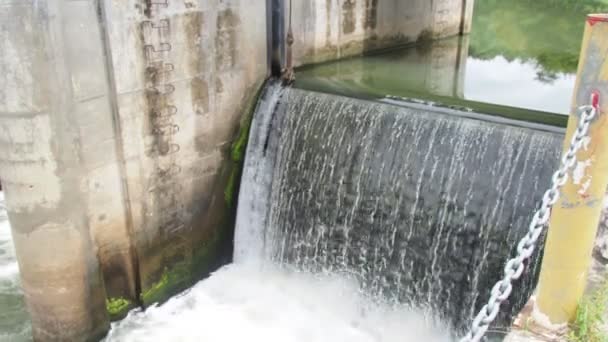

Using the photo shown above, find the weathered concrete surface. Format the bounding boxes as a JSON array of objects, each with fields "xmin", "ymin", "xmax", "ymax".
[
  {"xmin": 100, "ymin": 0, "xmax": 267, "ymax": 307},
  {"xmin": 0, "ymin": 0, "xmax": 116, "ymax": 340},
  {"xmin": 0, "ymin": 0, "xmax": 266, "ymax": 339},
  {"xmin": 288, "ymin": 0, "xmax": 474, "ymax": 66}
]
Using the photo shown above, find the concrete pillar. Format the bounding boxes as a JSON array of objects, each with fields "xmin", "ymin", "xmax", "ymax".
[
  {"xmin": 431, "ymin": 0, "xmax": 475, "ymax": 36},
  {"xmin": 423, "ymin": 36, "xmax": 470, "ymax": 98},
  {"xmin": 0, "ymin": 1, "xmax": 119, "ymax": 340},
  {"xmin": 461, "ymin": 0, "xmax": 476, "ymax": 34},
  {"xmin": 1, "ymin": 0, "xmax": 267, "ymax": 339}
]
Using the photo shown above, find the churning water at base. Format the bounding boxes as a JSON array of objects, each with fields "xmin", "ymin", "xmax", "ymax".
[
  {"xmin": 0, "ymin": 192, "xmax": 31, "ymax": 341},
  {"xmin": 106, "ymin": 263, "xmax": 450, "ymax": 342}
]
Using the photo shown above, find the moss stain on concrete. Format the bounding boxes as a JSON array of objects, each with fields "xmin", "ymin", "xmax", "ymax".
[
  {"xmin": 106, "ymin": 297, "xmax": 133, "ymax": 320},
  {"xmin": 140, "ymin": 229, "xmax": 221, "ymax": 306},
  {"xmin": 224, "ymin": 79, "xmax": 267, "ymax": 208}
]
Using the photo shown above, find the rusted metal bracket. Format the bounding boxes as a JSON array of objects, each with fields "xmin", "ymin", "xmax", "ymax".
[{"xmin": 281, "ymin": 27, "xmax": 295, "ymax": 85}]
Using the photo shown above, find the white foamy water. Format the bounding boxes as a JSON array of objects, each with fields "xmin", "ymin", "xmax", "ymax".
[
  {"xmin": 0, "ymin": 193, "xmax": 18, "ymax": 280},
  {"xmin": 0, "ymin": 191, "xmax": 32, "ymax": 341},
  {"xmin": 106, "ymin": 263, "xmax": 450, "ymax": 342}
]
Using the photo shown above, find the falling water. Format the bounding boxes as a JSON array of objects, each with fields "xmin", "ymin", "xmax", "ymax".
[
  {"xmin": 108, "ymin": 83, "xmax": 451, "ymax": 341},
  {"xmin": 237, "ymin": 85, "xmax": 564, "ymax": 335}
]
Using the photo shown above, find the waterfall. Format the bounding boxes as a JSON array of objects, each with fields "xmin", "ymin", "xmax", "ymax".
[
  {"xmin": 236, "ymin": 85, "xmax": 564, "ymax": 334},
  {"xmin": 107, "ymin": 82, "xmax": 452, "ymax": 341}
]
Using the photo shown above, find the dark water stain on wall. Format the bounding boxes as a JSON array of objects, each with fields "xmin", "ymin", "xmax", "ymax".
[
  {"xmin": 215, "ymin": 76, "xmax": 224, "ymax": 93},
  {"xmin": 144, "ymin": 85, "xmax": 173, "ymax": 156},
  {"xmin": 102, "ymin": 250, "xmax": 138, "ymax": 307},
  {"xmin": 183, "ymin": 11, "xmax": 204, "ymax": 74},
  {"xmin": 364, "ymin": 0, "xmax": 378, "ymax": 29},
  {"xmin": 143, "ymin": 0, "xmax": 153, "ymax": 18},
  {"xmin": 342, "ymin": 0, "xmax": 356, "ymax": 35},
  {"xmin": 325, "ymin": 0, "xmax": 333, "ymax": 46},
  {"xmin": 192, "ymin": 76, "xmax": 214, "ymax": 157},
  {"xmin": 215, "ymin": 9, "xmax": 241, "ymax": 71},
  {"xmin": 191, "ymin": 77, "xmax": 209, "ymax": 116},
  {"xmin": 178, "ymin": 10, "xmax": 213, "ymax": 158}
]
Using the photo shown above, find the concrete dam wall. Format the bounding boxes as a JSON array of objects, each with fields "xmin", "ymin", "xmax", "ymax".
[
  {"xmin": 0, "ymin": 0, "xmax": 267, "ymax": 339},
  {"xmin": 0, "ymin": 0, "xmax": 474, "ymax": 340},
  {"xmin": 289, "ymin": 0, "xmax": 474, "ymax": 66}
]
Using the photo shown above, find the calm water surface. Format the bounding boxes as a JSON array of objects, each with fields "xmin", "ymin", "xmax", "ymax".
[
  {"xmin": 297, "ymin": 0, "xmax": 608, "ymax": 119},
  {"xmin": 296, "ymin": 38, "xmax": 574, "ymax": 124}
]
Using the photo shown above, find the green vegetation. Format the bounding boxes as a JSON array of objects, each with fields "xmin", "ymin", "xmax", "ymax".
[
  {"xmin": 106, "ymin": 297, "xmax": 132, "ymax": 319},
  {"xmin": 568, "ymin": 281, "xmax": 608, "ymax": 342},
  {"xmin": 224, "ymin": 80, "xmax": 266, "ymax": 207},
  {"xmin": 141, "ymin": 265, "xmax": 179, "ymax": 305},
  {"xmin": 470, "ymin": 0, "xmax": 608, "ymax": 77},
  {"xmin": 140, "ymin": 231, "xmax": 222, "ymax": 306}
]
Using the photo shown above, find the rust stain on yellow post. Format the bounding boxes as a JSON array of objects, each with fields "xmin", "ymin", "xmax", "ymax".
[{"xmin": 536, "ymin": 14, "xmax": 608, "ymax": 325}]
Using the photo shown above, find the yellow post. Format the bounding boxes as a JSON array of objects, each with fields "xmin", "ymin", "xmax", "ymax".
[{"xmin": 536, "ymin": 13, "xmax": 608, "ymax": 326}]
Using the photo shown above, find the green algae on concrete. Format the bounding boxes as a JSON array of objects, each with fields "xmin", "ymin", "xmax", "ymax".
[
  {"xmin": 138, "ymin": 166, "xmax": 235, "ymax": 307},
  {"xmin": 106, "ymin": 297, "xmax": 133, "ymax": 320},
  {"xmin": 225, "ymin": 79, "xmax": 267, "ymax": 208},
  {"xmin": 139, "ymin": 226, "xmax": 224, "ymax": 306},
  {"xmin": 140, "ymin": 270, "xmax": 177, "ymax": 306}
]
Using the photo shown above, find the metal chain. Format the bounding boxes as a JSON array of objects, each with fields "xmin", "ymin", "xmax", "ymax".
[{"xmin": 459, "ymin": 104, "xmax": 598, "ymax": 342}]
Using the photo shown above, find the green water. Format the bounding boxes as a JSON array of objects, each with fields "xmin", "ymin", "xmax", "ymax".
[
  {"xmin": 296, "ymin": 0, "xmax": 608, "ymax": 127},
  {"xmin": 470, "ymin": 0, "xmax": 604, "ymax": 76}
]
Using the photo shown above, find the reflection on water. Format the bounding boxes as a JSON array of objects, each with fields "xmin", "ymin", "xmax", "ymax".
[
  {"xmin": 464, "ymin": 56, "xmax": 575, "ymax": 114},
  {"xmin": 295, "ymin": 37, "xmax": 470, "ymax": 102},
  {"xmin": 469, "ymin": 0, "xmax": 602, "ymax": 76},
  {"xmin": 295, "ymin": 0, "xmax": 608, "ymax": 121},
  {"xmin": 296, "ymin": 35, "xmax": 574, "ymax": 122},
  {"xmin": 0, "ymin": 192, "xmax": 31, "ymax": 341}
]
